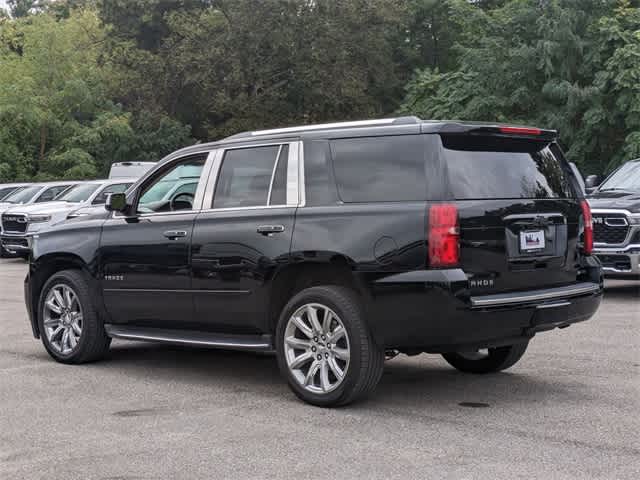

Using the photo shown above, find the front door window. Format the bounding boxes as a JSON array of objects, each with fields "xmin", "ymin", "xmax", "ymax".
[{"xmin": 137, "ymin": 156, "xmax": 206, "ymax": 214}]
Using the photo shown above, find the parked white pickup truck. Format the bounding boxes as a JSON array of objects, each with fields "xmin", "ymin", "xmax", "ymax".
[
  {"xmin": 1, "ymin": 179, "xmax": 135, "ymax": 258},
  {"xmin": 0, "ymin": 181, "xmax": 80, "ymax": 257}
]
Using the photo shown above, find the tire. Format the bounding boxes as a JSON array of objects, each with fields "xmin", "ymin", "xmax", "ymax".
[
  {"xmin": 442, "ymin": 341, "xmax": 529, "ymax": 374},
  {"xmin": 275, "ymin": 285, "xmax": 384, "ymax": 407},
  {"xmin": 38, "ymin": 269, "xmax": 111, "ymax": 364}
]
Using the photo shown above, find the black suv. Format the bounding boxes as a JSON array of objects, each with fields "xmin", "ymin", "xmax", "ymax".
[{"xmin": 24, "ymin": 117, "xmax": 602, "ymax": 406}]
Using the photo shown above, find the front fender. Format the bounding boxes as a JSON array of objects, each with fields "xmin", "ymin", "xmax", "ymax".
[{"xmin": 27, "ymin": 219, "xmax": 105, "ymax": 338}]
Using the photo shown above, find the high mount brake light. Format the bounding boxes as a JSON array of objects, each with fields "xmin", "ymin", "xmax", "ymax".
[
  {"xmin": 580, "ymin": 200, "xmax": 593, "ymax": 255},
  {"xmin": 428, "ymin": 204, "xmax": 460, "ymax": 268},
  {"xmin": 499, "ymin": 126, "xmax": 542, "ymax": 136}
]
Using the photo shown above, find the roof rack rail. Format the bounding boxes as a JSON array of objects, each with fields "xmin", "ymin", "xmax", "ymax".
[{"xmin": 227, "ymin": 116, "xmax": 421, "ymax": 139}]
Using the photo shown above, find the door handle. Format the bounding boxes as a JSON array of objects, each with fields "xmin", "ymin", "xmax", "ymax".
[
  {"xmin": 257, "ymin": 225, "xmax": 285, "ymax": 236},
  {"xmin": 163, "ymin": 230, "xmax": 187, "ymax": 240}
]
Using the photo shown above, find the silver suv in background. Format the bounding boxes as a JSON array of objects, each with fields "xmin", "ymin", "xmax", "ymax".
[
  {"xmin": 1, "ymin": 179, "xmax": 135, "ymax": 257},
  {"xmin": 0, "ymin": 181, "xmax": 79, "ymax": 257}
]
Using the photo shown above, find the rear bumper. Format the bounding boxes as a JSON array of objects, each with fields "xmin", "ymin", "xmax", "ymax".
[
  {"xmin": 367, "ymin": 263, "xmax": 603, "ymax": 350},
  {"xmin": 469, "ymin": 282, "xmax": 600, "ymax": 308}
]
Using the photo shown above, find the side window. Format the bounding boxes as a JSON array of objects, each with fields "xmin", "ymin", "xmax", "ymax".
[
  {"xmin": 172, "ymin": 182, "xmax": 198, "ymax": 197},
  {"xmin": 213, "ymin": 145, "xmax": 288, "ymax": 209},
  {"xmin": 36, "ymin": 185, "xmax": 70, "ymax": 203},
  {"xmin": 137, "ymin": 155, "xmax": 207, "ymax": 213},
  {"xmin": 92, "ymin": 183, "xmax": 132, "ymax": 205},
  {"xmin": 330, "ymin": 135, "xmax": 426, "ymax": 203}
]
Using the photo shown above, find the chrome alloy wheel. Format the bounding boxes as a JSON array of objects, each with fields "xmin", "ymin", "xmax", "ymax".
[
  {"xmin": 43, "ymin": 284, "xmax": 83, "ymax": 355},
  {"xmin": 284, "ymin": 303, "xmax": 350, "ymax": 394}
]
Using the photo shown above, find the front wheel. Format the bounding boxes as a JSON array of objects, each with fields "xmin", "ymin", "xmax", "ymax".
[
  {"xmin": 442, "ymin": 342, "xmax": 529, "ymax": 374},
  {"xmin": 38, "ymin": 270, "xmax": 111, "ymax": 364},
  {"xmin": 276, "ymin": 286, "xmax": 384, "ymax": 407}
]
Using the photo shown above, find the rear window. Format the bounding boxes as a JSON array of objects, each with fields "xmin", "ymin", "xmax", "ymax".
[
  {"xmin": 442, "ymin": 136, "xmax": 575, "ymax": 200},
  {"xmin": 330, "ymin": 135, "xmax": 426, "ymax": 203}
]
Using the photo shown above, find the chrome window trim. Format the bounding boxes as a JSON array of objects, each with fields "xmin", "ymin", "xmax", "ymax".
[
  {"xmin": 287, "ymin": 141, "xmax": 300, "ymax": 207},
  {"xmin": 200, "ymin": 205, "xmax": 297, "ymax": 214},
  {"xmin": 266, "ymin": 145, "xmax": 284, "ymax": 205},
  {"xmin": 112, "ymin": 150, "xmax": 216, "ymax": 219},
  {"xmin": 204, "ymin": 141, "xmax": 300, "ymax": 211},
  {"xmin": 201, "ymin": 148, "xmax": 224, "ymax": 210},
  {"xmin": 297, "ymin": 140, "xmax": 306, "ymax": 207}
]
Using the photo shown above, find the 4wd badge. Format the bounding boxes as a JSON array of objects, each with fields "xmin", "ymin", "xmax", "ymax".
[{"xmin": 470, "ymin": 278, "xmax": 494, "ymax": 288}]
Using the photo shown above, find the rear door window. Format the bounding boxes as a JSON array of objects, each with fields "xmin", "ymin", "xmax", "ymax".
[
  {"xmin": 330, "ymin": 135, "xmax": 426, "ymax": 203},
  {"xmin": 441, "ymin": 136, "xmax": 575, "ymax": 200}
]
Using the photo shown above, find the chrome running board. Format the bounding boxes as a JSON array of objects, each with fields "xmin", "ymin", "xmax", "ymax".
[{"xmin": 104, "ymin": 325, "xmax": 274, "ymax": 352}]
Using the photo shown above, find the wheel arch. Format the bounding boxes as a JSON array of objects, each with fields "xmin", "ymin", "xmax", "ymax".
[
  {"xmin": 266, "ymin": 254, "xmax": 373, "ymax": 335},
  {"xmin": 29, "ymin": 253, "xmax": 100, "ymax": 338}
]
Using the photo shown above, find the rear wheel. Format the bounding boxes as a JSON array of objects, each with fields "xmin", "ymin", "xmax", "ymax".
[
  {"xmin": 276, "ymin": 286, "xmax": 384, "ymax": 407},
  {"xmin": 442, "ymin": 342, "xmax": 529, "ymax": 374},
  {"xmin": 38, "ymin": 270, "xmax": 111, "ymax": 364}
]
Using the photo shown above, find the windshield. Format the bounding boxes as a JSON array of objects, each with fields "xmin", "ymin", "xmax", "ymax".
[
  {"xmin": 0, "ymin": 186, "xmax": 22, "ymax": 201},
  {"xmin": 599, "ymin": 162, "xmax": 640, "ymax": 192},
  {"xmin": 3, "ymin": 185, "xmax": 42, "ymax": 204},
  {"xmin": 57, "ymin": 183, "xmax": 101, "ymax": 203}
]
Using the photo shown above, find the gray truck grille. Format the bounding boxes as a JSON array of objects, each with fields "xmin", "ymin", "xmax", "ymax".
[
  {"xmin": 1, "ymin": 214, "xmax": 28, "ymax": 234},
  {"xmin": 593, "ymin": 214, "xmax": 629, "ymax": 245}
]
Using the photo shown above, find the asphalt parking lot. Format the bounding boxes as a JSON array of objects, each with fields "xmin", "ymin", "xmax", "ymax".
[{"xmin": 1, "ymin": 258, "xmax": 638, "ymax": 480}]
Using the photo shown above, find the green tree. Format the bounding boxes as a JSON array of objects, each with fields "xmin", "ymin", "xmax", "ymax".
[
  {"xmin": 101, "ymin": 0, "xmax": 412, "ymax": 140},
  {"xmin": 0, "ymin": 7, "xmax": 193, "ymax": 181},
  {"xmin": 401, "ymin": 0, "xmax": 638, "ymax": 175}
]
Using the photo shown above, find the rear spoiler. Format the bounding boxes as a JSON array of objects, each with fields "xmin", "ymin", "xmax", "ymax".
[{"xmin": 422, "ymin": 122, "xmax": 557, "ymax": 142}]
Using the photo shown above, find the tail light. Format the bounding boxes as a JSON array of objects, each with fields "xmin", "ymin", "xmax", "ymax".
[
  {"xmin": 499, "ymin": 126, "xmax": 542, "ymax": 136},
  {"xmin": 580, "ymin": 200, "xmax": 593, "ymax": 254},
  {"xmin": 428, "ymin": 204, "xmax": 460, "ymax": 268}
]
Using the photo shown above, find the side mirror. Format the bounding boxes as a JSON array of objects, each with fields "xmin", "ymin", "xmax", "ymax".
[
  {"xmin": 584, "ymin": 175, "xmax": 601, "ymax": 189},
  {"xmin": 105, "ymin": 192, "xmax": 128, "ymax": 213}
]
